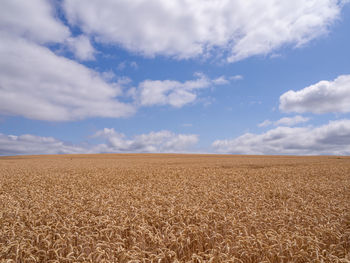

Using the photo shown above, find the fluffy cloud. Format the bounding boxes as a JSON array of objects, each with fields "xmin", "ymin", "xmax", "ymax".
[
  {"xmin": 95, "ymin": 128, "xmax": 198, "ymax": 153},
  {"xmin": 0, "ymin": 0, "xmax": 70, "ymax": 43},
  {"xmin": 258, "ymin": 115, "xmax": 310, "ymax": 127},
  {"xmin": 0, "ymin": 1, "xmax": 135, "ymax": 121},
  {"xmin": 63, "ymin": 0, "xmax": 345, "ymax": 61},
  {"xmin": 213, "ymin": 119, "xmax": 350, "ymax": 155},
  {"xmin": 66, "ymin": 35, "xmax": 95, "ymax": 61},
  {"xmin": 135, "ymin": 74, "xmax": 227, "ymax": 107},
  {"xmin": 0, "ymin": 133, "xmax": 89, "ymax": 156},
  {"xmin": 0, "ymin": 33, "xmax": 135, "ymax": 121},
  {"xmin": 280, "ymin": 74, "xmax": 350, "ymax": 114}
]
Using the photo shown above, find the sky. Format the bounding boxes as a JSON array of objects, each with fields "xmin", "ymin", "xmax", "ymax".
[{"xmin": 1, "ymin": 0, "xmax": 350, "ymax": 155}]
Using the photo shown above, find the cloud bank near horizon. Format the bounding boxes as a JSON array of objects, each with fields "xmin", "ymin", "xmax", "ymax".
[
  {"xmin": 213, "ymin": 119, "xmax": 350, "ymax": 155},
  {"xmin": 0, "ymin": 130, "xmax": 199, "ymax": 156}
]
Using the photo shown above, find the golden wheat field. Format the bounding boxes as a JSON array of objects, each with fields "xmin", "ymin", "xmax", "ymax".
[{"xmin": 0, "ymin": 154, "xmax": 350, "ymax": 262}]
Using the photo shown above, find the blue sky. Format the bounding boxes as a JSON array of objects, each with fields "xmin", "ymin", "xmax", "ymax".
[{"xmin": 1, "ymin": 0, "xmax": 350, "ymax": 155}]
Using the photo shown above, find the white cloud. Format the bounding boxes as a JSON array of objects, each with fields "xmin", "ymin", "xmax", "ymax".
[
  {"xmin": 259, "ymin": 115, "xmax": 310, "ymax": 127},
  {"xmin": 0, "ymin": 0, "xmax": 70, "ymax": 43},
  {"xmin": 0, "ymin": 129, "xmax": 199, "ymax": 156},
  {"xmin": 212, "ymin": 76, "xmax": 229, "ymax": 85},
  {"xmin": 94, "ymin": 128, "xmax": 199, "ymax": 153},
  {"xmin": 0, "ymin": 133, "xmax": 89, "ymax": 156},
  {"xmin": 63, "ymin": 0, "xmax": 345, "ymax": 61},
  {"xmin": 275, "ymin": 115, "xmax": 310, "ymax": 126},
  {"xmin": 230, "ymin": 75, "xmax": 243, "ymax": 81},
  {"xmin": 0, "ymin": 0, "xmax": 136, "ymax": 121},
  {"xmin": 213, "ymin": 119, "xmax": 350, "ymax": 155},
  {"xmin": 258, "ymin": 120, "xmax": 273, "ymax": 127},
  {"xmin": 280, "ymin": 74, "xmax": 350, "ymax": 114},
  {"xmin": 136, "ymin": 74, "xmax": 227, "ymax": 108},
  {"xmin": 0, "ymin": 32, "xmax": 135, "ymax": 121},
  {"xmin": 66, "ymin": 35, "xmax": 95, "ymax": 61},
  {"xmin": 94, "ymin": 129, "xmax": 198, "ymax": 153}
]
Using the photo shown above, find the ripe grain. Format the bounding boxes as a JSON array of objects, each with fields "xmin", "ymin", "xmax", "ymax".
[{"xmin": 0, "ymin": 154, "xmax": 349, "ymax": 262}]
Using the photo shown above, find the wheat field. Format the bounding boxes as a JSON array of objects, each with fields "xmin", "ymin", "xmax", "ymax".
[{"xmin": 0, "ymin": 154, "xmax": 349, "ymax": 262}]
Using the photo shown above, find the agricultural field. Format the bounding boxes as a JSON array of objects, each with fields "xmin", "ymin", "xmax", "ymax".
[{"xmin": 0, "ymin": 154, "xmax": 350, "ymax": 262}]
